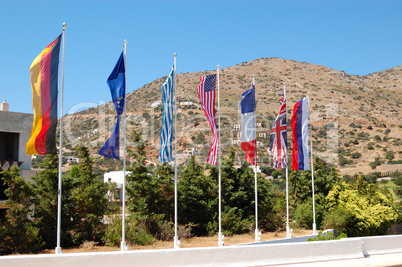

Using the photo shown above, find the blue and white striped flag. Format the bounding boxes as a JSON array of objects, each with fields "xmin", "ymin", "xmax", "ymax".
[{"xmin": 159, "ymin": 67, "xmax": 174, "ymax": 163}]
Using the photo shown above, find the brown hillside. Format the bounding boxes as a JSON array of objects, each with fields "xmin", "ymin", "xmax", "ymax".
[{"xmin": 60, "ymin": 58, "xmax": 402, "ymax": 174}]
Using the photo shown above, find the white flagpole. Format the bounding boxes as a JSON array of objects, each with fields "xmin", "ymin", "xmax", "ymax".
[
  {"xmin": 308, "ymin": 90, "xmax": 317, "ymax": 234},
  {"xmin": 121, "ymin": 39, "xmax": 128, "ymax": 251},
  {"xmin": 284, "ymin": 83, "xmax": 290, "ymax": 238},
  {"xmin": 173, "ymin": 53, "xmax": 180, "ymax": 249},
  {"xmin": 217, "ymin": 65, "xmax": 223, "ymax": 247},
  {"xmin": 253, "ymin": 75, "xmax": 260, "ymax": 242},
  {"xmin": 55, "ymin": 22, "xmax": 66, "ymax": 255}
]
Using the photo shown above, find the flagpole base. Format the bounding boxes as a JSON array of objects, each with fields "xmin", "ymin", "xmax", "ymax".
[
  {"xmin": 286, "ymin": 225, "xmax": 291, "ymax": 238},
  {"xmin": 218, "ymin": 232, "xmax": 225, "ymax": 247},
  {"xmin": 173, "ymin": 236, "xmax": 181, "ymax": 249},
  {"xmin": 174, "ymin": 236, "xmax": 181, "ymax": 249},
  {"xmin": 121, "ymin": 241, "xmax": 128, "ymax": 251},
  {"xmin": 55, "ymin": 246, "xmax": 62, "ymax": 254},
  {"xmin": 255, "ymin": 229, "xmax": 261, "ymax": 242},
  {"xmin": 312, "ymin": 223, "xmax": 317, "ymax": 235}
]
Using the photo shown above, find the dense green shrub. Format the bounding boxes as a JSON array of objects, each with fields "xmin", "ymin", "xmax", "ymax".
[
  {"xmin": 294, "ymin": 201, "xmax": 314, "ymax": 229},
  {"xmin": 325, "ymin": 179, "xmax": 399, "ymax": 237},
  {"xmin": 393, "ymin": 177, "xmax": 402, "ymax": 186},
  {"xmin": 369, "ymin": 157, "xmax": 382, "ymax": 169},
  {"xmin": 102, "ymin": 216, "xmax": 122, "ymax": 247},
  {"xmin": 322, "ymin": 206, "xmax": 354, "ymax": 235}
]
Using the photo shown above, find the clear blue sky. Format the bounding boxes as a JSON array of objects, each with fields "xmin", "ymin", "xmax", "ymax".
[{"xmin": 1, "ymin": 0, "xmax": 401, "ymax": 115}]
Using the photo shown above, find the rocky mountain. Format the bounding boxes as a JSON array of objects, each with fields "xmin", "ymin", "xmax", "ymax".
[{"xmin": 60, "ymin": 58, "xmax": 402, "ymax": 174}]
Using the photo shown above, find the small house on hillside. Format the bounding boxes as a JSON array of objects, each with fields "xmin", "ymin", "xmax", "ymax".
[{"xmin": 104, "ymin": 171, "xmax": 132, "ymax": 202}]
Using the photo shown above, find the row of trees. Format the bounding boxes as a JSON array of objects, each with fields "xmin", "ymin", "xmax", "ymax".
[
  {"xmin": 103, "ymin": 132, "xmax": 401, "ymax": 246},
  {"xmin": 1, "ymin": 132, "xmax": 401, "ymax": 254},
  {"xmin": 0, "ymin": 147, "xmax": 108, "ymax": 255}
]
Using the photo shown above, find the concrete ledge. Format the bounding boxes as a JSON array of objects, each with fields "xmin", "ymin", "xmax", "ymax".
[
  {"xmin": 359, "ymin": 235, "xmax": 402, "ymax": 256},
  {"xmin": 0, "ymin": 238, "xmax": 364, "ymax": 267}
]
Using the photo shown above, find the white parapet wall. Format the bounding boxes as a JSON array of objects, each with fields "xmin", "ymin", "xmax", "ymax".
[
  {"xmin": 0, "ymin": 238, "xmax": 366, "ymax": 267},
  {"xmin": 359, "ymin": 235, "xmax": 402, "ymax": 256}
]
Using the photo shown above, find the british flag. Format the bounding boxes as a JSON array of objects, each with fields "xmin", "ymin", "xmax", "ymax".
[{"xmin": 270, "ymin": 94, "xmax": 288, "ymax": 168}]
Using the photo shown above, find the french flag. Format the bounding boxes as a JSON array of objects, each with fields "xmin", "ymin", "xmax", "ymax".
[
  {"xmin": 240, "ymin": 84, "xmax": 257, "ymax": 166},
  {"xmin": 291, "ymin": 96, "xmax": 310, "ymax": 170}
]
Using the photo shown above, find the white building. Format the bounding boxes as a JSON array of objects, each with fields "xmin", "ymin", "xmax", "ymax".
[
  {"xmin": 180, "ymin": 101, "xmax": 197, "ymax": 107},
  {"xmin": 150, "ymin": 101, "xmax": 162, "ymax": 108},
  {"xmin": 104, "ymin": 171, "xmax": 132, "ymax": 201},
  {"xmin": 184, "ymin": 147, "xmax": 198, "ymax": 155}
]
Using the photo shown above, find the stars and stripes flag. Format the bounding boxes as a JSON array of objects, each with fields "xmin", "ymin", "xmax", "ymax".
[
  {"xmin": 197, "ymin": 74, "xmax": 218, "ymax": 165},
  {"xmin": 159, "ymin": 67, "xmax": 174, "ymax": 163},
  {"xmin": 291, "ymin": 96, "xmax": 310, "ymax": 170},
  {"xmin": 270, "ymin": 93, "xmax": 288, "ymax": 168},
  {"xmin": 240, "ymin": 84, "xmax": 257, "ymax": 166}
]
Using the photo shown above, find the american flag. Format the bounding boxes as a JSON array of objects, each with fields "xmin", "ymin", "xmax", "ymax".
[
  {"xmin": 197, "ymin": 74, "xmax": 218, "ymax": 165},
  {"xmin": 270, "ymin": 94, "xmax": 288, "ymax": 168}
]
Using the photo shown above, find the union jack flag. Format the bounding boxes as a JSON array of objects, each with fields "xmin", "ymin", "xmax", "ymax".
[{"xmin": 270, "ymin": 94, "xmax": 288, "ymax": 168}]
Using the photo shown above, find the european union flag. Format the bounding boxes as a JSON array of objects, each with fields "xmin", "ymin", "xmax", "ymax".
[{"xmin": 99, "ymin": 52, "xmax": 126, "ymax": 160}]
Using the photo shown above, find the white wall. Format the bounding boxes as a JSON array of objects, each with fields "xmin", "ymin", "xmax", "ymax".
[
  {"xmin": 103, "ymin": 171, "xmax": 132, "ymax": 185},
  {"xmin": 5, "ymin": 235, "xmax": 402, "ymax": 267}
]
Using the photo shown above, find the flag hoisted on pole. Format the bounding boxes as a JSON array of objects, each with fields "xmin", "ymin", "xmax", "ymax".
[
  {"xmin": 198, "ymin": 67, "xmax": 222, "ymax": 246},
  {"xmin": 98, "ymin": 45, "xmax": 128, "ymax": 251},
  {"xmin": 158, "ymin": 55, "xmax": 179, "ymax": 248},
  {"xmin": 291, "ymin": 94, "xmax": 316, "ymax": 234},
  {"xmin": 270, "ymin": 83, "xmax": 290, "ymax": 238},
  {"xmin": 197, "ymin": 73, "xmax": 218, "ymax": 165},
  {"xmin": 240, "ymin": 75, "xmax": 259, "ymax": 242}
]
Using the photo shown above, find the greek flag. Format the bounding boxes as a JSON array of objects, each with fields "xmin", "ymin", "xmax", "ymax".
[{"xmin": 159, "ymin": 67, "xmax": 174, "ymax": 163}]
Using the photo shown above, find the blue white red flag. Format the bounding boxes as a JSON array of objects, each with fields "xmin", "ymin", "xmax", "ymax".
[
  {"xmin": 159, "ymin": 67, "xmax": 174, "ymax": 163},
  {"xmin": 198, "ymin": 74, "xmax": 218, "ymax": 165},
  {"xmin": 240, "ymin": 84, "xmax": 257, "ymax": 166},
  {"xmin": 270, "ymin": 94, "xmax": 287, "ymax": 168},
  {"xmin": 291, "ymin": 96, "xmax": 310, "ymax": 170},
  {"xmin": 99, "ymin": 52, "xmax": 125, "ymax": 160}
]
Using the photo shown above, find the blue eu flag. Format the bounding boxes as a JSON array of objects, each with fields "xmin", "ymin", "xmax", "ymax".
[{"xmin": 99, "ymin": 52, "xmax": 125, "ymax": 159}]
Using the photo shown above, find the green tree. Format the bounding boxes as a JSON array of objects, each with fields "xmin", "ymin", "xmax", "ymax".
[
  {"xmin": 31, "ymin": 154, "xmax": 75, "ymax": 249},
  {"xmin": 178, "ymin": 156, "xmax": 217, "ymax": 236},
  {"xmin": 125, "ymin": 130, "xmax": 173, "ymax": 241},
  {"xmin": 71, "ymin": 146, "xmax": 108, "ymax": 244},
  {"xmin": 288, "ymin": 157, "xmax": 339, "ymax": 229},
  {"xmin": 0, "ymin": 167, "xmax": 43, "ymax": 255},
  {"xmin": 209, "ymin": 148, "xmax": 276, "ymax": 234}
]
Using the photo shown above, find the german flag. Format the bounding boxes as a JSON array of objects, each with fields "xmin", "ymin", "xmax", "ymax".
[{"xmin": 26, "ymin": 35, "xmax": 61, "ymax": 155}]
